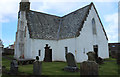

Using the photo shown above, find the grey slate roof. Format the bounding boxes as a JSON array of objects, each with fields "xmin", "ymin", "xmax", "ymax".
[
  {"xmin": 26, "ymin": 2, "xmax": 108, "ymax": 40},
  {"xmin": 27, "ymin": 11, "xmax": 61, "ymax": 40}
]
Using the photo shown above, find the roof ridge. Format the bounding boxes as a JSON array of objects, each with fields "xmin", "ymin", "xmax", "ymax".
[
  {"xmin": 75, "ymin": 2, "xmax": 93, "ymax": 37},
  {"xmin": 29, "ymin": 10, "xmax": 61, "ymax": 18},
  {"xmin": 62, "ymin": 2, "xmax": 92, "ymax": 18},
  {"xmin": 29, "ymin": 2, "xmax": 92, "ymax": 18}
]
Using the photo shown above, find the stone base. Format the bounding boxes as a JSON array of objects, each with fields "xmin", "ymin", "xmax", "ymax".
[
  {"xmin": 64, "ymin": 66, "xmax": 79, "ymax": 72},
  {"xmin": 10, "ymin": 67, "xmax": 18, "ymax": 75}
]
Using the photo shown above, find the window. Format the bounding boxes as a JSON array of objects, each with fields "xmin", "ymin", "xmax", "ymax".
[
  {"xmin": 65, "ymin": 47, "xmax": 68, "ymax": 55},
  {"xmin": 92, "ymin": 18, "xmax": 97, "ymax": 35},
  {"xmin": 39, "ymin": 50, "xmax": 41, "ymax": 56},
  {"xmin": 24, "ymin": 26, "xmax": 27, "ymax": 37}
]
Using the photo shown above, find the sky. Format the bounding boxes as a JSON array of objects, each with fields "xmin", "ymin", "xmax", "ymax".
[{"xmin": 0, "ymin": 0, "xmax": 119, "ymax": 47}]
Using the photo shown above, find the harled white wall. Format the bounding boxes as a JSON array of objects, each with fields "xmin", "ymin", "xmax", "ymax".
[{"xmin": 15, "ymin": 5, "xmax": 109, "ymax": 63}]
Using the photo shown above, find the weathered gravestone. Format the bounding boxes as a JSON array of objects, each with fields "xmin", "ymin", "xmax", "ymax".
[
  {"xmin": 96, "ymin": 57, "xmax": 104, "ymax": 65},
  {"xmin": 87, "ymin": 51, "xmax": 104, "ymax": 64},
  {"xmin": 80, "ymin": 61, "xmax": 99, "ymax": 77},
  {"xmin": 80, "ymin": 51, "xmax": 99, "ymax": 77},
  {"xmin": 87, "ymin": 52, "xmax": 96, "ymax": 61},
  {"xmin": 10, "ymin": 59, "xmax": 18, "ymax": 75},
  {"xmin": 33, "ymin": 56, "xmax": 42, "ymax": 75},
  {"xmin": 64, "ymin": 52, "xmax": 79, "ymax": 72}
]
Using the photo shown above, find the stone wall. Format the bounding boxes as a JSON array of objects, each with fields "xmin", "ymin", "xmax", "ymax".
[{"xmin": 3, "ymin": 48, "xmax": 14, "ymax": 55}]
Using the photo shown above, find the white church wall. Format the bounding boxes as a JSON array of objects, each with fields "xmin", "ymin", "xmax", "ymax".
[
  {"xmin": 28, "ymin": 38, "xmax": 58, "ymax": 61},
  {"xmin": 90, "ymin": 5, "xmax": 109, "ymax": 58},
  {"xmin": 76, "ymin": 5, "xmax": 109, "ymax": 60},
  {"xmin": 25, "ymin": 5, "xmax": 109, "ymax": 63}
]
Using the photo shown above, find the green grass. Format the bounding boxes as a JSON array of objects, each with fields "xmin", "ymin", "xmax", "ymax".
[
  {"xmin": 2, "ymin": 58, "xmax": 11, "ymax": 71},
  {"xmin": 1, "ymin": 56, "xmax": 119, "ymax": 76},
  {"xmin": 18, "ymin": 62, "xmax": 80, "ymax": 75},
  {"xmin": 99, "ymin": 61, "xmax": 118, "ymax": 75},
  {"xmin": 104, "ymin": 57, "xmax": 116, "ymax": 61}
]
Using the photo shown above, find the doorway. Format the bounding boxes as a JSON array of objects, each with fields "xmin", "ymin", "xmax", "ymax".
[
  {"xmin": 49, "ymin": 49, "xmax": 52, "ymax": 62},
  {"xmin": 44, "ymin": 44, "xmax": 52, "ymax": 62},
  {"xmin": 93, "ymin": 45, "xmax": 98, "ymax": 59}
]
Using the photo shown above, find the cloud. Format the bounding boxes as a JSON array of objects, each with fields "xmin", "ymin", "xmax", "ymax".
[
  {"xmin": 0, "ymin": 0, "xmax": 118, "ymax": 23},
  {"xmin": 104, "ymin": 13, "xmax": 118, "ymax": 42},
  {"xmin": 0, "ymin": 0, "xmax": 19, "ymax": 23},
  {"xmin": 31, "ymin": 2, "xmax": 90, "ymax": 16}
]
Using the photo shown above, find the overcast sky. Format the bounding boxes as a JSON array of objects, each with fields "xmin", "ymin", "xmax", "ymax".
[{"xmin": 0, "ymin": 0, "xmax": 119, "ymax": 47}]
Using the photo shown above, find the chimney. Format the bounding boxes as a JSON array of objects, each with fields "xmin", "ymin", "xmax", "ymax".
[{"xmin": 20, "ymin": 0, "xmax": 30, "ymax": 11}]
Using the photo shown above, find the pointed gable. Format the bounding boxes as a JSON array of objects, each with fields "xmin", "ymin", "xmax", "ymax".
[{"xmin": 26, "ymin": 2, "xmax": 108, "ymax": 40}]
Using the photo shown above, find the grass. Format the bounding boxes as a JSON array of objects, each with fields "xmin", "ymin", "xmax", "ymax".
[
  {"xmin": 18, "ymin": 62, "xmax": 80, "ymax": 75},
  {"xmin": 1, "ymin": 55, "xmax": 119, "ymax": 76}
]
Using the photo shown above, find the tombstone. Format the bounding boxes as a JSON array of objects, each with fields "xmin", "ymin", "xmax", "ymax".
[
  {"xmin": 2, "ymin": 66, "xmax": 6, "ymax": 73},
  {"xmin": 64, "ymin": 52, "xmax": 79, "ymax": 72},
  {"xmin": 33, "ymin": 56, "xmax": 42, "ymax": 75},
  {"xmin": 96, "ymin": 57, "xmax": 104, "ymax": 64},
  {"xmin": 87, "ymin": 52, "xmax": 96, "ymax": 61},
  {"xmin": 10, "ymin": 59, "xmax": 18, "ymax": 75},
  {"xmin": 80, "ymin": 61, "xmax": 99, "ymax": 77}
]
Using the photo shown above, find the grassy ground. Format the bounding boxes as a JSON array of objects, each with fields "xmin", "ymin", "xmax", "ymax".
[{"xmin": 1, "ymin": 55, "xmax": 119, "ymax": 76}]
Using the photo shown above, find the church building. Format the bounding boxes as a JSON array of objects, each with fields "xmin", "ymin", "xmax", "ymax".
[{"xmin": 14, "ymin": 0, "xmax": 109, "ymax": 62}]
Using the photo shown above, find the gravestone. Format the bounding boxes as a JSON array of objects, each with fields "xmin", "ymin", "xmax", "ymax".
[
  {"xmin": 2, "ymin": 66, "xmax": 6, "ymax": 73},
  {"xmin": 96, "ymin": 57, "xmax": 104, "ymax": 64},
  {"xmin": 87, "ymin": 51, "xmax": 104, "ymax": 64},
  {"xmin": 33, "ymin": 56, "xmax": 42, "ymax": 75},
  {"xmin": 64, "ymin": 53, "xmax": 79, "ymax": 72},
  {"xmin": 87, "ymin": 52, "xmax": 96, "ymax": 61},
  {"xmin": 80, "ymin": 61, "xmax": 99, "ymax": 77},
  {"xmin": 10, "ymin": 59, "xmax": 18, "ymax": 75}
]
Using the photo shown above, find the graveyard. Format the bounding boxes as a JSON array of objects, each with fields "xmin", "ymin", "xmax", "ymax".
[{"xmin": 1, "ymin": 55, "xmax": 118, "ymax": 76}]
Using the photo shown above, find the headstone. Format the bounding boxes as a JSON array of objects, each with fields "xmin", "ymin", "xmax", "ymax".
[
  {"xmin": 96, "ymin": 57, "xmax": 104, "ymax": 64},
  {"xmin": 33, "ymin": 56, "xmax": 42, "ymax": 75},
  {"xmin": 80, "ymin": 61, "xmax": 99, "ymax": 77},
  {"xmin": 64, "ymin": 53, "xmax": 79, "ymax": 72},
  {"xmin": 10, "ymin": 59, "xmax": 18, "ymax": 75},
  {"xmin": 87, "ymin": 52, "xmax": 96, "ymax": 61},
  {"xmin": 2, "ymin": 66, "xmax": 6, "ymax": 73}
]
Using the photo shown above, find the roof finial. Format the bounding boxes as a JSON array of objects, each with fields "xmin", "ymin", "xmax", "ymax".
[
  {"xmin": 21, "ymin": 0, "xmax": 29, "ymax": 2},
  {"xmin": 91, "ymin": 2, "xmax": 93, "ymax": 5}
]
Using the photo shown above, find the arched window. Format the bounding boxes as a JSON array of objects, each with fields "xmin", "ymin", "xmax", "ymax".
[
  {"xmin": 92, "ymin": 18, "xmax": 97, "ymax": 35},
  {"xmin": 24, "ymin": 26, "xmax": 27, "ymax": 37}
]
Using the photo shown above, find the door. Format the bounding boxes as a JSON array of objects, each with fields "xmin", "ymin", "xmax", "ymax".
[
  {"xmin": 93, "ymin": 45, "xmax": 98, "ymax": 59},
  {"xmin": 49, "ymin": 49, "xmax": 52, "ymax": 62}
]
